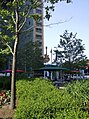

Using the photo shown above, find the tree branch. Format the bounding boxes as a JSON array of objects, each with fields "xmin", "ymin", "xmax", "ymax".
[
  {"xmin": 6, "ymin": 42, "xmax": 14, "ymax": 55},
  {"xmin": 18, "ymin": 16, "xmax": 27, "ymax": 32},
  {"xmin": 21, "ymin": 25, "xmax": 34, "ymax": 33},
  {"xmin": 21, "ymin": 17, "xmax": 72, "ymax": 33},
  {"xmin": 11, "ymin": 13, "xmax": 16, "ymax": 24},
  {"xmin": 44, "ymin": 17, "xmax": 72, "ymax": 27},
  {"xmin": 18, "ymin": 1, "xmax": 44, "ymax": 32},
  {"xmin": 1, "ymin": 39, "xmax": 14, "ymax": 55}
]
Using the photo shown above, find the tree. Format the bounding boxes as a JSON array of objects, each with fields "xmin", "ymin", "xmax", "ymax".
[
  {"xmin": 54, "ymin": 30, "xmax": 87, "ymax": 70},
  {"xmin": 0, "ymin": 54, "xmax": 6, "ymax": 70},
  {"xmin": 0, "ymin": 42, "xmax": 8, "ymax": 70},
  {"xmin": 44, "ymin": 0, "xmax": 71, "ymax": 20},
  {"xmin": 17, "ymin": 41, "xmax": 44, "ymax": 71},
  {"xmin": 0, "ymin": 0, "xmax": 71, "ymax": 109}
]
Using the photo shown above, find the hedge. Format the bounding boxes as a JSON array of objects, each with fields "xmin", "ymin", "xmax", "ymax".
[{"xmin": 14, "ymin": 78, "xmax": 89, "ymax": 119}]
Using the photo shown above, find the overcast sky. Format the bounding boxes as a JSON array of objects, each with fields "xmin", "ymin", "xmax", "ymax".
[{"xmin": 44, "ymin": 0, "xmax": 89, "ymax": 62}]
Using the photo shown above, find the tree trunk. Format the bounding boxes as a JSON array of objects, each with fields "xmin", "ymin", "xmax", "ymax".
[
  {"xmin": 9, "ymin": 37, "xmax": 19, "ymax": 109},
  {"xmin": 9, "ymin": 52, "xmax": 16, "ymax": 109},
  {"xmin": 9, "ymin": 0, "xmax": 19, "ymax": 109}
]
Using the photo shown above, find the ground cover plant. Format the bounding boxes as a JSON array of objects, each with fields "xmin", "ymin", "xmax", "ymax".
[
  {"xmin": 0, "ymin": 77, "xmax": 11, "ymax": 109},
  {"xmin": 0, "ymin": 90, "xmax": 10, "ymax": 108},
  {"xmin": 14, "ymin": 78, "xmax": 89, "ymax": 119}
]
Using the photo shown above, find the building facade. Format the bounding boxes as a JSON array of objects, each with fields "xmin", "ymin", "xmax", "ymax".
[{"xmin": 19, "ymin": 0, "xmax": 44, "ymax": 56}]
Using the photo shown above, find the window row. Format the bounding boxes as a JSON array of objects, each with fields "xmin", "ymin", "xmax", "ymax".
[
  {"xmin": 36, "ymin": 34, "xmax": 42, "ymax": 39},
  {"xmin": 36, "ymin": 28, "xmax": 42, "ymax": 33}
]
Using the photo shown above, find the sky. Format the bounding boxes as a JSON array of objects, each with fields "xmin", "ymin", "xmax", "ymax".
[{"xmin": 44, "ymin": 0, "xmax": 89, "ymax": 63}]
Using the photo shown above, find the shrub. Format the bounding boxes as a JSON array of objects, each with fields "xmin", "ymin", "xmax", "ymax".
[
  {"xmin": 14, "ymin": 78, "xmax": 64, "ymax": 119},
  {"xmin": 14, "ymin": 78, "xmax": 89, "ymax": 119},
  {"xmin": 0, "ymin": 76, "xmax": 11, "ymax": 90}
]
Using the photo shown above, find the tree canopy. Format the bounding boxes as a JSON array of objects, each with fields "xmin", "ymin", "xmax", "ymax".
[
  {"xmin": 54, "ymin": 30, "xmax": 87, "ymax": 69},
  {"xmin": 17, "ymin": 41, "xmax": 44, "ymax": 71}
]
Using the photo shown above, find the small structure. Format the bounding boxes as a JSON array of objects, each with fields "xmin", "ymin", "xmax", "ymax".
[{"xmin": 40, "ymin": 64, "xmax": 68, "ymax": 81}]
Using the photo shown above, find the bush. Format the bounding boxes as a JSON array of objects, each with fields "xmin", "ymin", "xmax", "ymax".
[
  {"xmin": 14, "ymin": 78, "xmax": 64, "ymax": 119},
  {"xmin": 16, "ymin": 72, "xmax": 28, "ymax": 79},
  {"xmin": 14, "ymin": 78, "xmax": 89, "ymax": 119},
  {"xmin": 0, "ymin": 76, "xmax": 11, "ymax": 90}
]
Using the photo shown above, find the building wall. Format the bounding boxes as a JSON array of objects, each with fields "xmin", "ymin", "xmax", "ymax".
[{"xmin": 19, "ymin": 0, "xmax": 44, "ymax": 56}]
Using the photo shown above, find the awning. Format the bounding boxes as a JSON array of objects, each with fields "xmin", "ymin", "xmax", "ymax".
[
  {"xmin": 40, "ymin": 66, "xmax": 68, "ymax": 71},
  {"xmin": 2, "ymin": 69, "xmax": 25, "ymax": 73}
]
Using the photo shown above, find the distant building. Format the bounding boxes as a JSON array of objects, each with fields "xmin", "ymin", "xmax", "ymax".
[{"xmin": 19, "ymin": 0, "xmax": 44, "ymax": 56}]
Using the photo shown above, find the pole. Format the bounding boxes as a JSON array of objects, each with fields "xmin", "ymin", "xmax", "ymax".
[{"xmin": 50, "ymin": 48, "xmax": 52, "ymax": 64}]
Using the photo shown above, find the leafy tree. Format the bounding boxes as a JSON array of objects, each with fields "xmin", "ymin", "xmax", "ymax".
[
  {"xmin": 0, "ymin": 54, "xmax": 6, "ymax": 70},
  {"xmin": 0, "ymin": 0, "xmax": 71, "ymax": 109},
  {"xmin": 17, "ymin": 41, "xmax": 44, "ymax": 71},
  {"xmin": 54, "ymin": 30, "xmax": 87, "ymax": 70},
  {"xmin": 44, "ymin": 0, "xmax": 71, "ymax": 20},
  {"xmin": 0, "ymin": 42, "xmax": 8, "ymax": 70}
]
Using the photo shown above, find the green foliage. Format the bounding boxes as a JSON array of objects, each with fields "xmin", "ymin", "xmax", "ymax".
[
  {"xmin": 54, "ymin": 30, "xmax": 87, "ymax": 69},
  {"xmin": 0, "ymin": 0, "xmax": 72, "ymax": 110},
  {"xmin": 14, "ymin": 78, "xmax": 63, "ymax": 119},
  {"xmin": 16, "ymin": 73, "xmax": 28, "ymax": 79},
  {"xmin": 14, "ymin": 78, "xmax": 89, "ymax": 119},
  {"xmin": 0, "ymin": 55, "xmax": 6, "ymax": 70},
  {"xmin": 0, "ymin": 77, "xmax": 11, "ymax": 90},
  {"xmin": 45, "ymin": 0, "xmax": 71, "ymax": 20},
  {"xmin": 0, "ymin": 0, "xmax": 44, "ymax": 55},
  {"xmin": 0, "ymin": 42, "xmax": 11, "ymax": 70},
  {"xmin": 17, "ymin": 41, "xmax": 44, "ymax": 70},
  {"xmin": 0, "ymin": 0, "xmax": 72, "ymax": 53},
  {"xmin": 0, "ymin": 90, "xmax": 11, "ymax": 107}
]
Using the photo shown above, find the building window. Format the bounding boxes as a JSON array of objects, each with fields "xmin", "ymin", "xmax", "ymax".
[
  {"xmin": 39, "ymin": 41, "xmax": 42, "ymax": 45},
  {"xmin": 36, "ymin": 34, "xmax": 42, "ymax": 39},
  {"xmin": 29, "ymin": 21, "xmax": 30, "ymax": 25},
  {"xmin": 36, "ymin": 9, "xmax": 42, "ymax": 14},
  {"xmin": 36, "ymin": 22, "xmax": 42, "ymax": 27},
  {"xmin": 38, "ymin": 5, "xmax": 43, "ymax": 9},
  {"xmin": 36, "ymin": 28, "xmax": 42, "ymax": 33}
]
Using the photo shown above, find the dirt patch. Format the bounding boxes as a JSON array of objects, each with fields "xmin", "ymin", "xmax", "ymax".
[{"xmin": 0, "ymin": 104, "xmax": 15, "ymax": 119}]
